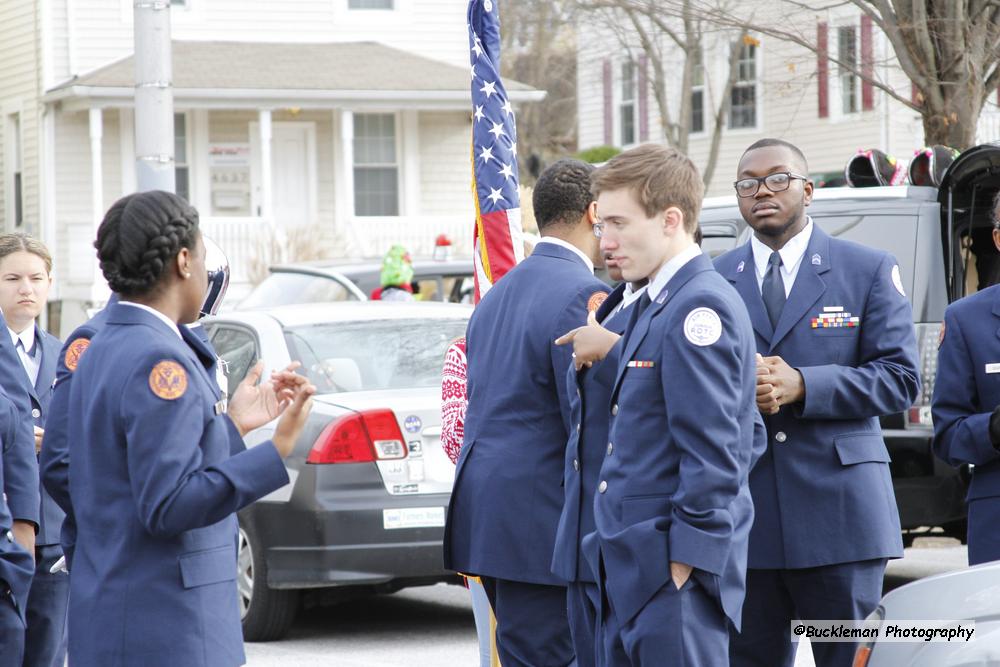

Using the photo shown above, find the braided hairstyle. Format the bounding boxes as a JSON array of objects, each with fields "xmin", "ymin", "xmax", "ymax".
[{"xmin": 94, "ymin": 190, "xmax": 200, "ymax": 297}]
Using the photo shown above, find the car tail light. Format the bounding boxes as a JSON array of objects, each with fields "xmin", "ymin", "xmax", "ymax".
[
  {"xmin": 906, "ymin": 323, "xmax": 942, "ymax": 430},
  {"xmin": 852, "ymin": 605, "xmax": 885, "ymax": 667},
  {"xmin": 306, "ymin": 409, "xmax": 408, "ymax": 464}
]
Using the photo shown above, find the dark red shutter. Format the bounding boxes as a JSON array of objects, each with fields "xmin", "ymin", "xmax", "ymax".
[
  {"xmin": 817, "ymin": 22, "xmax": 829, "ymax": 118},
  {"xmin": 861, "ymin": 15, "xmax": 874, "ymax": 111},
  {"xmin": 638, "ymin": 55, "xmax": 649, "ymax": 142},
  {"xmin": 603, "ymin": 59, "xmax": 613, "ymax": 145}
]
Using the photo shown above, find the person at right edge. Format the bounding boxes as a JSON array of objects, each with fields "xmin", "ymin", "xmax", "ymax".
[
  {"xmin": 444, "ymin": 158, "xmax": 608, "ymax": 667},
  {"xmin": 932, "ymin": 191, "xmax": 1000, "ymax": 565},
  {"xmin": 715, "ymin": 138, "xmax": 920, "ymax": 667}
]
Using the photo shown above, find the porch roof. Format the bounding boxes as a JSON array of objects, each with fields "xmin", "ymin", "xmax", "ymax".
[{"xmin": 43, "ymin": 40, "xmax": 545, "ymax": 110}]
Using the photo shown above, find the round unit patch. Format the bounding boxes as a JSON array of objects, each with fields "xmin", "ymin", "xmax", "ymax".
[
  {"xmin": 891, "ymin": 264, "xmax": 906, "ymax": 297},
  {"xmin": 684, "ymin": 308, "xmax": 723, "ymax": 347},
  {"xmin": 149, "ymin": 360, "xmax": 188, "ymax": 400},
  {"xmin": 64, "ymin": 337, "xmax": 90, "ymax": 372},
  {"xmin": 587, "ymin": 291, "xmax": 609, "ymax": 313}
]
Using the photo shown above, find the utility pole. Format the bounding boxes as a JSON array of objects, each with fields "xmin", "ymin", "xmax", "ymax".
[{"xmin": 133, "ymin": 0, "xmax": 175, "ymax": 193}]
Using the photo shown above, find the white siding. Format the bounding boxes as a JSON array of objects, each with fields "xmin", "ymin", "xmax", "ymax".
[
  {"xmin": 418, "ymin": 111, "xmax": 473, "ymax": 218},
  {"xmin": 53, "ymin": 110, "xmax": 95, "ymax": 298},
  {"xmin": 0, "ymin": 2, "xmax": 42, "ymax": 233},
  {"xmin": 576, "ymin": 8, "xmax": 939, "ymax": 197},
  {"xmin": 63, "ymin": 0, "xmax": 469, "ymax": 80}
]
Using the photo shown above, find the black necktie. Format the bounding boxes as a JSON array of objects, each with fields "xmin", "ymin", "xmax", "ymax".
[
  {"xmin": 622, "ymin": 291, "xmax": 652, "ymax": 342},
  {"xmin": 762, "ymin": 251, "xmax": 786, "ymax": 329}
]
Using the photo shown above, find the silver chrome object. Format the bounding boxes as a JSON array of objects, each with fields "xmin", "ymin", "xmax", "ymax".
[{"xmin": 200, "ymin": 235, "xmax": 230, "ymax": 318}]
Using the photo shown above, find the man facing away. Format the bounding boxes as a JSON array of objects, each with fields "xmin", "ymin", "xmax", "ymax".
[
  {"xmin": 586, "ymin": 144, "xmax": 760, "ymax": 665},
  {"xmin": 715, "ymin": 138, "xmax": 919, "ymax": 667},
  {"xmin": 444, "ymin": 158, "xmax": 609, "ymax": 667}
]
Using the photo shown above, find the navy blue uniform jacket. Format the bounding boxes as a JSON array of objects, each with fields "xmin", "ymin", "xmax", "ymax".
[
  {"xmin": 40, "ymin": 298, "xmax": 117, "ymax": 568},
  {"xmin": 0, "ymin": 310, "xmax": 40, "ymax": 532},
  {"xmin": 551, "ymin": 283, "xmax": 631, "ymax": 584},
  {"xmin": 0, "ymin": 385, "xmax": 35, "ymax": 624},
  {"xmin": 714, "ymin": 225, "xmax": 919, "ymax": 569},
  {"xmin": 65, "ymin": 303, "xmax": 289, "ymax": 667},
  {"xmin": 23, "ymin": 325, "xmax": 63, "ymax": 547},
  {"xmin": 444, "ymin": 242, "xmax": 609, "ymax": 585},
  {"xmin": 933, "ymin": 285, "xmax": 1000, "ymax": 500},
  {"xmin": 589, "ymin": 252, "xmax": 760, "ymax": 630}
]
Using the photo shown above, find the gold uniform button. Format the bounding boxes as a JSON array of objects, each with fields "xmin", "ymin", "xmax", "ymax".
[
  {"xmin": 598, "ymin": 481, "xmax": 608, "ymax": 493},
  {"xmin": 607, "ymin": 442, "xmax": 613, "ymax": 456},
  {"xmin": 611, "ymin": 404, "xmax": 619, "ymax": 416},
  {"xmin": 775, "ymin": 431, "xmax": 787, "ymax": 443},
  {"xmin": 31, "ymin": 408, "xmax": 40, "ymax": 419},
  {"xmin": 573, "ymin": 459, "xmax": 580, "ymax": 471}
]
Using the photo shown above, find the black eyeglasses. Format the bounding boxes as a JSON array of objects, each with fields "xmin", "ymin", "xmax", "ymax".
[{"xmin": 734, "ymin": 172, "xmax": 808, "ymax": 198}]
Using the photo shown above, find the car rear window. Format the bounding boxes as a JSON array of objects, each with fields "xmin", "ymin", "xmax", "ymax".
[
  {"xmin": 241, "ymin": 273, "xmax": 359, "ymax": 309},
  {"xmin": 284, "ymin": 317, "xmax": 469, "ymax": 393}
]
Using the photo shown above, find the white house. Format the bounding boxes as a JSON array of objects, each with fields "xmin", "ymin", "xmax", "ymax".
[
  {"xmin": 0, "ymin": 0, "xmax": 542, "ymax": 331},
  {"xmin": 576, "ymin": 4, "xmax": 1000, "ymax": 198}
]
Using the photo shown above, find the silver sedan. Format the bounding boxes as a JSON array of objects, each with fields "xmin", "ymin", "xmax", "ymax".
[{"xmin": 203, "ymin": 301, "xmax": 471, "ymax": 641}]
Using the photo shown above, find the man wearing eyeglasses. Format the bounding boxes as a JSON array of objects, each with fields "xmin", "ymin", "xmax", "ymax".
[{"xmin": 715, "ymin": 138, "xmax": 919, "ymax": 667}]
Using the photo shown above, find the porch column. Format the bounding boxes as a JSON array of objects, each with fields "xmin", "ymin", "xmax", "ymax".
[
  {"xmin": 192, "ymin": 109, "xmax": 210, "ymax": 213},
  {"xmin": 401, "ymin": 110, "xmax": 420, "ymax": 216},
  {"xmin": 334, "ymin": 109, "xmax": 355, "ymax": 232},
  {"xmin": 258, "ymin": 109, "xmax": 273, "ymax": 223},
  {"xmin": 89, "ymin": 107, "xmax": 108, "ymax": 302}
]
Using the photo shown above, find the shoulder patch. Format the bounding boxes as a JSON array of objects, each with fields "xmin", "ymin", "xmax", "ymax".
[
  {"xmin": 64, "ymin": 338, "xmax": 90, "ymax": 372},
  {"xmin": 148, "ymin": 360, "xmax": 188, "ymax": 400},
  {"xmin": 891, "ymin": 264, "xmax": 906, "ymax": 297},
  {"xmin": 684, "ymin": 307, "xmax": 723, "ymax": 347},
  {"xmin": 587, "ymin": 291, "xmax": 609, "ymax": 313}
]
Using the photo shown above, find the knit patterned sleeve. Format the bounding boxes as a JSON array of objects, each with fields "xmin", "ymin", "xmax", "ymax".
[{"xmin": 440, "ymin": 338, "xmax": 467, "ymax": 465}]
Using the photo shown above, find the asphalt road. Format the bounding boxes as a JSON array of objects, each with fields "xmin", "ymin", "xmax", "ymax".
[{"xmin": 244, "ymin": 538, "xmax": 968, "ymax": 667}]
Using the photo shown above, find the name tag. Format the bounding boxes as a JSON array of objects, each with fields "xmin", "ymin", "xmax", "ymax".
[{"xmin": 986, "ymin": 363, "xmax": 1000, "ymax": 374}]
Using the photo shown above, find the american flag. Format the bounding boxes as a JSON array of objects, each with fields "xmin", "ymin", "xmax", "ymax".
[{"xmin": 468, "ymin": 0, "xmax": 523, "ymax": 303}]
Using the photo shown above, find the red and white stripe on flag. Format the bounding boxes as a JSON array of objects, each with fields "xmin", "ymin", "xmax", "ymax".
[{"xmin": 468, "ymin": 0, "xmax": 524, "ymax": 303}]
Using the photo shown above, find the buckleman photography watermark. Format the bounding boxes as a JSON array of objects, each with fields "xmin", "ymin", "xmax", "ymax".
[{"xmin": 791, "ymin": 620, "xmax": 976, "ymax": 643}]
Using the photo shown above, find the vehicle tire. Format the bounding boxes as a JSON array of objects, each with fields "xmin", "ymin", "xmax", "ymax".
[{"xmin": 238, "ymin": 520, "xmax": 300, "ymax": 642}]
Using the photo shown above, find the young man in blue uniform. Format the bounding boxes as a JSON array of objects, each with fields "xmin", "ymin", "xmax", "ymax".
[
  {"xmin": 933, "ymin": 191, "xmax": 1000, "ymax": 565},
  {"xmin": 586, "ymin": 144, "xmax": 759, "ymax": 665},
  {"xmin": 552, "ymin": 254, "xmax": 647, "ymax": 667},
  {"xmin": 445, "ymin": 158, "xmax": 609, "ymax": 667},
  {"xmin": 715, "ymin": 139, "xmax": 920, "ymax": 667}
]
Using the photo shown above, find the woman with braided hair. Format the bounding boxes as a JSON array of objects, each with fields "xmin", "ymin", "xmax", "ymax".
[{"xmin": 63, "ymin": 190, "xmax": 315, "ymax": 667}]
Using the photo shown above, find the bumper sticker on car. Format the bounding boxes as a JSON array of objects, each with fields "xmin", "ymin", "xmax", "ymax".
[{"xmin": 383, "ymin": 507, "xmax": 446, "ymax": 530}]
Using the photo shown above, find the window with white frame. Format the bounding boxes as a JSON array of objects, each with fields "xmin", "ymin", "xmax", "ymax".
[
  {"xmin": 837, "ymin": 25, "xmax": 860, "ymax": 115},
  {"xmin": 620, "ymin": 60, "xmax": 637, "ymax": 146},
  {"xmin": 174, "ymin": 112, "xmax": 190, "ymax": 203},
  {"xmin": 690, "ymin": 48, "xmax": 705, "ymax": 134},
  {"xmin": 349, "ymin": 0, "xmax": 393, "ymax": 9},
  {"xmin": 170, "ymin": 0, "xmax": 188, "ymax": 6},
  {"xmin": 5, "ymin": 114, "xmax": 23, "ymax": 229},
  {"xmin": 353, "ymin": 113, "xmax": 399, "ymax": 216},
  {"xmin": 729, "ymin": 42, "xmax": 758, "ymax": 130}
]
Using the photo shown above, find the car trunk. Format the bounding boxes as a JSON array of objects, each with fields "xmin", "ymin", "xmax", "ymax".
[{"xmin": 314, "ymin": 387, "xmax": 455, "ymax": 496}]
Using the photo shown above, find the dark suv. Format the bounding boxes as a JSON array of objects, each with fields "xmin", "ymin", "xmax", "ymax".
[{"xmin": 699, "ymin": 147, "xmax": 1000, "ymax": 542}]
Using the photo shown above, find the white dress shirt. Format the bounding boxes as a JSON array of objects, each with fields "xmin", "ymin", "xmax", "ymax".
[
  {"xmin": 537, "ymin": 237, "xmax": 595, "ymax": 273},
  {"xmin": 603, "ymin": 282, "xmax": 648, "ymax": 323},
  {"xmin": 119, "ymin": 301, "xmax": 183, "ymax": 339},
  {"xmin": 646, "ymin": 243, "xmax": 704, "ymax": 302},
  {"xmin": 9, "ymin": 325, "xmax": 39, "ymax": 387},
  {"xmin": 750, "ymin": 218, "xmax": 815, "ymax": 297}
]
